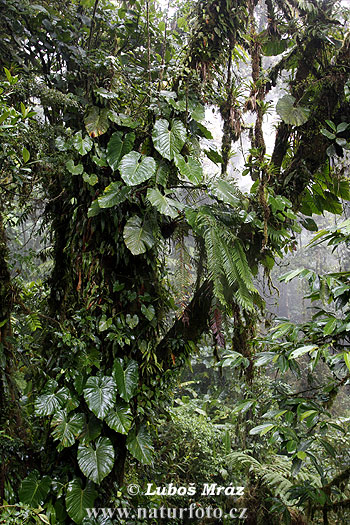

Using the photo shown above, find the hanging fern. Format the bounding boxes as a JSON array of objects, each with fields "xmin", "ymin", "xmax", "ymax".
[
  {"xmin": 189, "ymin": 206, "xmax": 259, "ymax": 311},
  {"xmin": 228, "ymin": 452, "xmax": 321, "ymax": 505}
]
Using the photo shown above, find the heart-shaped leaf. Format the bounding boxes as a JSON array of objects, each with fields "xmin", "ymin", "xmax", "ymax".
[
  {"xmin": 83, "ymin": 376, "xmax": 116, "ymax": 419},
  {"xmin": 65, "ymin": 478, "xmax": 97, "ymax": 525},
  {"xmin": 77, "ymin": 437, "xmax": 115, "ymax": 484},
  {"xmin": 146, "ymin": 188, "xmax": 183, "ymax": 219},
  {"xmin": 123, "ymin": 215, "xmax": 155, "ymax": 255},
  {"xmin": 84, "ymin": 106, "xmax": 109, "ymax": 137},
  {"xmin": 113, "ymin": 359, "xmax": 139, "ymax": 402},
  {"xmin": 152, "ymin": 119, "xmax": 186, "ymax": 160},
  {"xmin": 173, "ymin": 153, "xmax": 203, "ymax": 184},
  {"xmin": 51, "ymin": 411, "xmax": 85, "ymax": 449},
  {"xmin": 66, "ymin": 160, "xmax": 83, "ymax": 175},
  {"xmin": 19, "ymin": 471, "xmax": 51, "ymax": 507},
  {"xmin": 106, "ymin": 131, "xmax": 135, "ymax": 171},
  {"xmin": 276, "ymin": 95, "xmax": 310, "ymax": 126},
  {"xmin": 126, "ymin": 425, "xmax": 154, "ymax": 465},
  {"xmin": 97, "ymin": 181, "xmax": 131, "ymax": 209},
  {"xmin": 35, "ymin": 381, "xmax": 70, "ymax": 416},
  {"xmin": 119, "ymin": 151, "xmax": 156, "ymax": 186},
  {"xmin": 105, "ymin": 399, "xmax": 132, "ymax": 434},
  {"xmin": 72, "ymin": 131, "xmax": 93, "ymax": 156}
]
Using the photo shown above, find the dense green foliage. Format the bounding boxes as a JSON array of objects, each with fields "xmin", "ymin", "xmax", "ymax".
[{"xmin": 0, "ymin": 0, "xmax": 350, "ymax": 523}]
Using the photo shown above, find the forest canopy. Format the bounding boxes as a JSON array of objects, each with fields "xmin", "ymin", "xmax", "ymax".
[{"xmin": 0, "ymin": 0, "xmax": 350, "ymax": 523}]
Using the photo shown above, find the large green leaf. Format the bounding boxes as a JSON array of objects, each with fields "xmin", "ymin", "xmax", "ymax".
[
  {"xmin": 72, "ymin": 131, "xmax": 93, "ymax": 156},
  {"xmin": 35, "ymin": 381, "xmax": 70, "ymax": 416},
  {"xmin": 105, "ymin": 399, "xmax": 132, "ymax": 434},
  {"xmin": 97, "ymin": 181, "xmax": 131, "ymax": 209},
  {"xmin": 65, "ymin": 478, "xmax": 97, "ymax": 525},
  {"xmin": 113, "ymin": 359, "xmax": 139, "ymax": 402},
  {"xmin": 77, "ymin": 437, "xmax": 115, "ymax": 484},
  {"xmin": 51, "ymin": 411, "xmax": 85, "ymax": 449},
  {"xmin": 66, "ymin": 160, "xmax": 83, "ymax": 175},
  {"xmin": 106, "ymin": 131, "xmax": 135, "ymax": 171},
  {"xmin": 84, "ymin": 106, "xmax": 109, "ymax": 137},
  {"xmin": 119, "ymin": 151, "xmax": 156, "ymax": 185},
  {"xmin": 173, "ymin": 153, "xmax": 203, "ymax": 184},
  {"xmin": 152, "ymin": 119, "xmax": 186, "ymax": 160},
  {"xmin": 123, "ymin": 215, "xmax": 155, "ymax": 255},
  {"xmin": 19, "ymin": 471, "xmax": 51, "ymax": 507},
  {"xmin": 83, "ymin": 376, "xmax": 116, "ymax": 419},
  {"xmin": 208, "ymin": 180, "xmax": 241, "ymax": 207},
  {"xmin": 276, "ymin": 95, "xmax": 310, "ymax": 126},
  {"xmin": 108, "ymin": 111, "xmax": 139, "ymax": 128},
  {"xmin": 79, "ymin": 414, "xmax": 102, "ymax": 445},
  {"xmin": 146, "ymin": 188, "xmax": 183, "ymax": 219},
  {"xmin": 126, "ymin": 425, "xmax": 154, "ymax": 465}
]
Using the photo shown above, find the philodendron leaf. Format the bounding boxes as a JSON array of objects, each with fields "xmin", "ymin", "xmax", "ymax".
[
  {"xmin": 107, "ymin": 131, "xmax": 135, "ymax": 171},
  {"xmin": 146, "ymin": 188, "xmax": 183, "ymax": 219},
  {"xmin": 19, "ymin": 471, "xmax": 51, "ymax": 507},
  {"xmin": 276, "ymin": 95, "xmax": 310, "ymax": 126},
  {"xmin": 77, "ymin": 437, "xmax": 115, "ymax": 484},
  {"xmin": 83, "ymin": 376, "xmax": 116, "ymax": 419},
  {"xmin": 51, "ymin": 410, "xmax": 85, "ymax": 449},
  {"xmin": 208, "ymin": 180, "xmax": 241, "ymax": 207},
  {"xmin": 97, "ymin": 181, "xmax": 131, "ymax": 209},
  {"xmin": 152, "ymin": 119, "xmax": 186, "ymax": 160},
  {"xmin": 173, "ymin": 153, "xmax": 203, "ymax": 184},
  {"xmin": 72, "ymin": 131, "xmax": 93, "ymax": 156},
  {"xmin": 123, "ymin": 215, "xmax": 155, "ymax": 255},
  {"xmin": 126, "ymin": 425, "xmax": 154, "ymax": 465},
  {"xmin": 113, "ymin": 359, "xmax": 139, "ymax": 402},
  {"xmin": 66, "ymin": 160, "xmax": 83, "ymax": 175},
  {"xmin": 35, "ymin": 381, "xmax": 70, "ymax": 416},
  {"xmin": 105, "ymin": 399, "xmax": 132, "ymax": 434},
  {"xmin": 119, "ymin": 151, "xmax": 156, "ymax": 185},
  {"xmin": 84, "ymin": 106, "xmax": 109, "ymax": 137},
  {"xmin": 65, "ymin": 478, "xmax": 97, "ymax": 525}
]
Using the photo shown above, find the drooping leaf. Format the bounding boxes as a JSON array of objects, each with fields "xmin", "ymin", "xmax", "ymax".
[
  {"xmin": 289, "ymin": 345, "xmax": 318, "ymax": 359},
  {"xmin": 19, "ymin": 471, "xmax": 51, "ymax": 507},
  {"xmin": 126, "ymin": 425, "xmax": 154, "ymax": 464},
  {"xmin": 22, "ymin": 147, "xmax": 30, "ymax": 163},
  {"xmin": 146, "ymin": 188, "xmax": 183, "ymax": 218},
  {"xmin": 113, "ymin": 359, "xmax": 139, "ymax": 402},
  {"xmin": 35, "ymin": 382, "xmax": 70, "ymax": 416},
  {"xmin": 152, "ymin": 119, "xmax": 186, "ymax": 160},
  {"xmin": 106, "ymin": 131, "xmax": 135, "ymax": 171},
  {"xmin": 72, "ymin": 131, "xmax": 93, "ymax": 156},
  {"xmin": 87, "ymin": 199, "xmax": 101, "ymax": 218},
  {"xmin": 105, "ymin": 400, "xmax": 132, "ymax": 434},
  {"xmin": 84, "ymin": 106, "xmax": 109, "ymax": 137},
  {"xmin": 173, "ymin": 153, "xmax": 203, "ymax": 184},
  {"xmin": 276, "ymin": 95, "xmax": 310, "ymax": 126},
  {"xmin": 77, "ymin": 437, "xmax": 115, "ymax": 484},
  {"xmin": 123, "ymin": 215, "xmax": 155, "ymax": 255},
  {"xmin": 65, "ymin": 478, "xmax": 97, "ymax": 525},
  {"xmin": 249, "ymin": 423, "xmax": 276, "ymax": 436},
  {"xmin": 83, "ymin": 376, "xmax": 116, "ymax": 419},
  {"xmin": 106, "ymin": 131, "xmax": 123, "ymax": 171},
  {"xmin": 323, "ymin": 318, "xmax": 337, "ymax": 336},
  {"xmin": 119, "ymin": 151, "xmax": 156, "ymax": 186},
  {"xmin": 204, "ymin": 148, "xmax": 223, "ymax": 165},
  {"xmin": 97, "ymin": 181, "xmax": 131, "ymax": 209},
  {"xmin": 51, "ymin": 411, "xmax": 85, "ymax": 449},
  {"xmin": 80, "ymin": 415, "xmax": 102, "ymax": 445}
]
